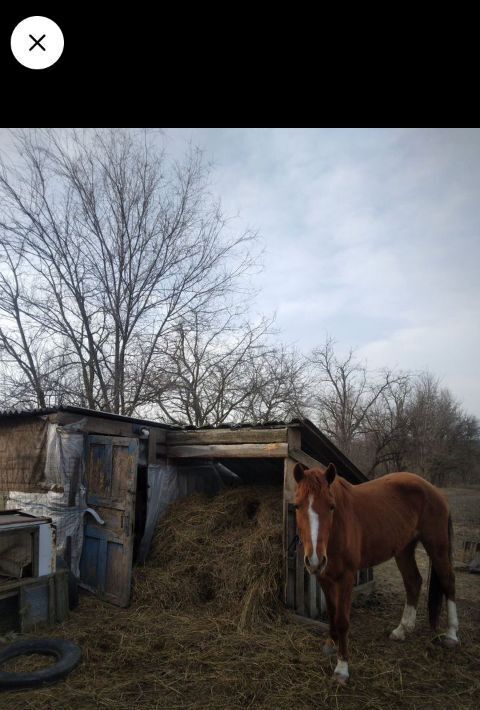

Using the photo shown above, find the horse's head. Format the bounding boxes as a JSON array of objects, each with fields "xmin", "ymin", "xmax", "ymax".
[{"xmin": 293, "ymin": 462, "xmax": 337, "ymax": 575}]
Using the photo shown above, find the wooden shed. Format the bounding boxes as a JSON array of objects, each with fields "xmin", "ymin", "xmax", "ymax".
[
  {"xmin": 0, "ymin": 407, "xmax": 373, "ymax": 623},
  {"xmin": 163, "ymin": 419, "xmax": 373, "ymax": 622},
  {"xmin": 0, "ymin": 406, "xmax": 173, "ymax": 608}
]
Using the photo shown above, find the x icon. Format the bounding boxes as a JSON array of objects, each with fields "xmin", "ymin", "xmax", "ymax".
[{"xmin": 29, "ymin": 33, "xmax": 46, "ymax": 51}]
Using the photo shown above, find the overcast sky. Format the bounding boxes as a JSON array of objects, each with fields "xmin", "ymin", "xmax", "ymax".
[
  {"xmin": 165, "ymin": 128, "xmax": 480, "ymax": 418},
  {"xmin": 0, "ymin": 128, "xmax": 478, "ymax": 418}
]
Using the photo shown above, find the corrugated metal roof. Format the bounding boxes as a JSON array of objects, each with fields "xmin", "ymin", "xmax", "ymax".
[
  {"xmin": 0, "ymin": 405, "xmax": 177, "ymax": 429},
  {"xmin": 180, "ymin": 419, "xmax": 299, "ymax": 431}
]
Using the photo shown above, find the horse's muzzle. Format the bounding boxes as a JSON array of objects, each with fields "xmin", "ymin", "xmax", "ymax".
[{"xmin": 304, "ymin": 554, "xmax": 327, "ymax": 575}]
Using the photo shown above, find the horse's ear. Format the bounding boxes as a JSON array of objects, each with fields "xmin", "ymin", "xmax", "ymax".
[
  {"xmin": 293, "ymin": 462, "xmax": 307, "ymax": 483},
  {"xmin": 325, "ymin": 463, "xmax": 337, "ymax": 485}
]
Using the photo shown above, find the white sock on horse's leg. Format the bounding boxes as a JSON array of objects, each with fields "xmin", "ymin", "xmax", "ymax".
[
  {"xmin": 445, "ymin": 600, "xmax": 459, "ymax": 642},
  {"xmin": 334, "ymin": 658, "xmax": 349, "ymax": 683},
  {"xmin": 390, "ymin": 603, "xmax": 417, "ymax": 641}
]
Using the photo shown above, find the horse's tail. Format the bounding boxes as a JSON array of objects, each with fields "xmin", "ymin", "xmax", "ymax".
[{"xmin": 428, "ymin": 512, "xmax": 453, "ymax": 630}]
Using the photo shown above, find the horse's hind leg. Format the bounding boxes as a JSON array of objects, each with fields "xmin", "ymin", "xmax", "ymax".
[
  {"xmin": 390, "ymin": 541, "xmax": 422, "ymax": 641},
  {"xmin": 423, "ymin": 525, "xmax": 459, "ymax": 646}
]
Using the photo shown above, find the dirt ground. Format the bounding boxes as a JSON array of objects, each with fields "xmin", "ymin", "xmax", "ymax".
[{"xmin": 2, "ymin": 485, "xmax": 479, "ymax": 710}]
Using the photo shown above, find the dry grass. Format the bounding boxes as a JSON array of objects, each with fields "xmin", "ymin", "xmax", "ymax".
[{"xmin": 2, "ymin": 485, "xmax": 479, "ymax": 709}]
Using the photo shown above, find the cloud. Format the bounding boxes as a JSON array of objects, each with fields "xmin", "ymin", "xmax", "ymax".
[
  {"xmin": 2, "ymin": 128, "xmax": 479, "ymax": 417},
  {"xmin": 163, "ymin": 128, "xmax": 480, "ymax": 417},
  {"xmin": 174, "ymin": 129, "xmax": 480, "ymax": 415}
]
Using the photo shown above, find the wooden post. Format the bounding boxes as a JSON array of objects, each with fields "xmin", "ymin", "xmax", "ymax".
[{"xmin": 283, "ymin": 457, "xmax": 297, "ymax": 608}]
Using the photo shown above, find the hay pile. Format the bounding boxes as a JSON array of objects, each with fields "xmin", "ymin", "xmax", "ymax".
[
  {"xmin": 133, "ymin": 486, "xmax": 284, "ymax": 631},
  {"xmin": 4, "ymin": 485, "xmax": 480, "ymax": 710}
]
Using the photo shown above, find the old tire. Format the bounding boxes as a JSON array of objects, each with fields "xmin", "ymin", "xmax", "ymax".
[{"xmin": 0, "ymin": 638, "xmax": 81, "ymax": 690}]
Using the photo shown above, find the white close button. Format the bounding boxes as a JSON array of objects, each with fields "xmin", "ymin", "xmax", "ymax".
[{"xmin": 11, "ymin": 16, "xmax": 64, "ymax": 70}]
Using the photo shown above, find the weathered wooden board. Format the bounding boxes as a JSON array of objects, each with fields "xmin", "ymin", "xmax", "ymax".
[
  {"xmin": 166, "ymin": 428, "xmax": 288, "ymax": 446},
  {"xmin": 166, "ymin": 443, "xmax": 289, "ymax": 459},
  {"xmin": 0, "ymin": 570, "xmax": 69, "ymax": 633},
  {"xmin": 0, "ymin": 417, "xmax": 49, "ymax": 492}
]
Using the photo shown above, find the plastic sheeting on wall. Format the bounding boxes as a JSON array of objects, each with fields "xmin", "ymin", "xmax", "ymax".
[
  {"xmin": 136, "ymin": 460, "xmax": 241, "ymax": 564},
  {"xmin": 43, "ymin": 419, "xmax": 85, "ymax": 491},
  {"xmin": 5, "ymin": 420, "xmax": 88, "ymax": 577}
]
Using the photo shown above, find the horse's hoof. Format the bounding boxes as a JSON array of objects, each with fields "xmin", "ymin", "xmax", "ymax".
[
  {"xmin": 389, "ymin": 628, "xmax": 405, "ymax": 641},
  {"xmin": 333, "ymin": 672, "xmax": 349, "ymax": 686},
  {"xmin": 322, "ymin": 639, "xmax": 336, "ymax": 657},
  {"xmin": 442, "ymin": 635, "xmax": 460, "ymax": 649}
]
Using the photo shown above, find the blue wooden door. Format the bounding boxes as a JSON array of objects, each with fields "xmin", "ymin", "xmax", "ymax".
[{"xmin": 80, "ymin": 436, "xmax": 138, "ymax": 607}]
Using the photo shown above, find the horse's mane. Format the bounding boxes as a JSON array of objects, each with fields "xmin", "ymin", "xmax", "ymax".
[{"xmin": 335, "ymin": 476, "xmax": 352, "ymax": 492}]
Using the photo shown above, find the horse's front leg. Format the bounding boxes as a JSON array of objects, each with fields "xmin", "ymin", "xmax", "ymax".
[
  {"xmin": 333, "ymin": 571, "xmax": 355, "ymax": 685},
  {"xmin": 319, "ymin": 578, "xmax": 338, "ymax": 657}
]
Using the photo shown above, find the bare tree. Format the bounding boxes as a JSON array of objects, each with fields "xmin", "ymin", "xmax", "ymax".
[
  {"xmin": 361, "ymin": 375, "xmax": 412, "ymax": 476},
  {"xmin": 406, "ymin": 373, "xmax": 480, "ymax": 485},
  {"xmin": 143, "ymin": 308, "xmax": 308, "ymax": 426},
  {"xmin": 309, "ymin": 337, "xmax": 399, "ymax": 457},
  {"xmin": 242, "ymin": 345, "xmax": 309, "ymax": 423},
  {"xmin": 349, "ymin": 368, "xmax": 480, "ymax": 485},
  {"xmin": 0, "ymin": 129, "xmax": 256, "ymax": 414},
  {"xmin": 145, "ymin": 312, "xmax": 274, "ymax": 426},
  {"xmin": 0, "ymin": 246, "xmax": 70, "ymax": 408}
]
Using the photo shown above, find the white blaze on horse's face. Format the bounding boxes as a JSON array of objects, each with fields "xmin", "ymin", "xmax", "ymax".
[
  {"xmin": 293, "ymin": 464, "xmax": 336, "ymax": 576},
  {"xmin": 304, "ymin": 494, "xmax": 327, "ymax": 574},
  {"xmin": 307, "ymin": 495, "xmax": 324, "ymax": 572}
]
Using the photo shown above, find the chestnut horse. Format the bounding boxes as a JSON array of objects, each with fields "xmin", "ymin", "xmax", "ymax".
[{"xmin": 293, "ymin": 462, "xmax": 459, "ymax": 684}]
